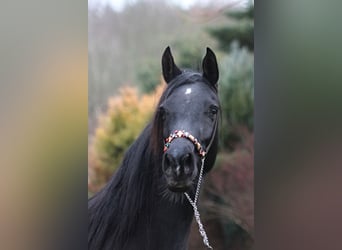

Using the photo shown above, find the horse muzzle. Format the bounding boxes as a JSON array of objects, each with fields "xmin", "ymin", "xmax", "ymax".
[{"xmin": 162, "ymin": 139, "xmax": 198, "ymax": 192}]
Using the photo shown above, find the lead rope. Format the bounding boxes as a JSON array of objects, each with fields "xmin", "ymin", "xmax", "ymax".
[{"xmin": 184, "ymin": 157, "xmax": 213, "ymax": 249}]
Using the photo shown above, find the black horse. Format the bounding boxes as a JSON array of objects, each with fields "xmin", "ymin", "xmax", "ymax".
[{"xmin": 88, "ymin": 47, "xmax": 220, "ymax": 250}]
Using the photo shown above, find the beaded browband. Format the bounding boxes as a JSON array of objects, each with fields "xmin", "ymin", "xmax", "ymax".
[{"xmin": 163, "ymin": 130, "xmax": 206, "ymax": 158}]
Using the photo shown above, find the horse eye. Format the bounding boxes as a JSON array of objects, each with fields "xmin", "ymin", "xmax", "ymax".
[{"xmin": 210, "ymin": 106, "xmax": 218, "ymax": 115}]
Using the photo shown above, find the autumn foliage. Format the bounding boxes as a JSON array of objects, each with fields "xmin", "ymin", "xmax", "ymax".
[{"xmin": 88, "ymin": 83, "xmax": 165, "ymax": 195}]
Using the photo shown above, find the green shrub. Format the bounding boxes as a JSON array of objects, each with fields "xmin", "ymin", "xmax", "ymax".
[{"xmin": 219, "ymin": 43, "xmax": 254, "ymax": 149}]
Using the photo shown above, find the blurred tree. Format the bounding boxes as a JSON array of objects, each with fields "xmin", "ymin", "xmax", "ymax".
[
  {"xmin": 208, "ymin": 4, "xmax": 254, "ymax": 51},
  {"xmin": 136, "ymin": 59, "xmax": 161, "ymax": 94},
  {"xmin": 173, "ymin": 40, "xmax": 204, "ymax": 70},
  {"xmin": 220, "ymin": 43, "xmax": 254, "ymax": 129},
  {"xmin": 88, "ymin": 83, "xmax": 164, "ymax": 194}
]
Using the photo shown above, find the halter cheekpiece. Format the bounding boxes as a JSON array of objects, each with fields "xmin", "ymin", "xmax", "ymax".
[{"xmin": 163, "ymin": 130, "xmax": 206, "ymax": 158}]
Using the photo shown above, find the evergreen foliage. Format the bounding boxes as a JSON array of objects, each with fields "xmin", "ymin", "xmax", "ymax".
[
  {"xmin": 208, "ymin": 5, "xmax": 254, "ymax": 51},
  {"xmin": 219, "ymin": 43, "xmax": 254, "ymax": 134}
]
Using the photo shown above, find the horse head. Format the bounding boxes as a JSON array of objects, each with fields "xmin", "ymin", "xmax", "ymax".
[{"xmin": 156, "ymin": 47, "xmax": 220, "ymax": 193}]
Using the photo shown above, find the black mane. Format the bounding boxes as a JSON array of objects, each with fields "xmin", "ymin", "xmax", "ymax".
[{"xmin": 89, "ymin": 124, "xmax": 158, "ymax": 249}]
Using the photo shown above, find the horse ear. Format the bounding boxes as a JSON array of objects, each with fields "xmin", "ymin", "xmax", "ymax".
[
  {"xmin": 202, "ymin": 47, "xmax": 219, "ymax": 87},
  {"xmin": 162, "ymin": 46, "xmax": 182, "ymax": 83}
]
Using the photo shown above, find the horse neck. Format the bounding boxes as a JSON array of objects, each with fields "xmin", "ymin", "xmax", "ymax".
[{"xmin": 146, "ymin": 184, "xmax": 194, "ymax": 248}]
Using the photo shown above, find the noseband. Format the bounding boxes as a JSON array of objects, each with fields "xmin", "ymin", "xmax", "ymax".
[{"xmin": 163, "ymin": 130, "xmax": 206, "ymax": 158}]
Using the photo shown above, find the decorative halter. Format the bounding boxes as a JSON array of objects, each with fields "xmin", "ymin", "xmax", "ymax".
[{"xmin": 163, "ymin": 130, "xmax": 206, "ymax": 158}]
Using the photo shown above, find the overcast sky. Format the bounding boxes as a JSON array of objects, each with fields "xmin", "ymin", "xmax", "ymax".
[{"xmin": 88, "ymin": 0, "xmax": 250, "ymax": 11}]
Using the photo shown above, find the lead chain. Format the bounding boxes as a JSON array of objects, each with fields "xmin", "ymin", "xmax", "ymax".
[{"xmin": 185, "ymin": 158, "xmax": 213, "ymax": 249}]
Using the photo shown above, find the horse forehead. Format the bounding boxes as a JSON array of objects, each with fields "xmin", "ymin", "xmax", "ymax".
[{"xmin": 170, "ymin": 84, "xmax": 213, "ymax": 104}]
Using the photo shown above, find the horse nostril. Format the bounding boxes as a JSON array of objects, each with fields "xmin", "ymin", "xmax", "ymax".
[
  {"xmin": 181, "ymin": 153, "xmax": 193, "ymax": 175},
  {"xmin": 163, "ymin": 153, "xmax": 174, "ymax": 174}
]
